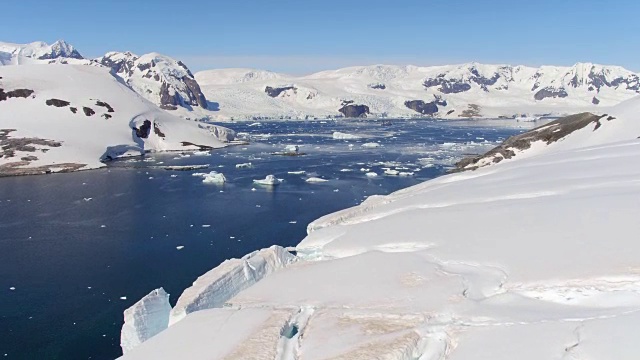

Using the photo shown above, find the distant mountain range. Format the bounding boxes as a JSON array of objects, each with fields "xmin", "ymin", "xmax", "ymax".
[{"xmin": 1, "ymin": 40, "xmax": 639, "ymax": 120}]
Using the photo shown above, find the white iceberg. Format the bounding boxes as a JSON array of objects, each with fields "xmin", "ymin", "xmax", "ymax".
[
  {"xmin": 287, "ymin": 170, "xmax": 306, "ymax": 175},
  {"xmin": 361, "ymin": 142, "xmax": 381, "ymax": 148},
  {"xmin": 253, "ymin": 175, "xmax": 282, "ymax": 185},
  {"xmin": 365, "ymin": 172, "xmax": 378, "ymax": 177},
  {"xmin": 284, "ymin": 144, "xmax": 300, "ymax": 153},
  {"xmin": 399, "ymin": 172, "xmax": 414, "ymax": 176},
  {"xmin": 202, "ymin": 172, "xmax": 226, "ymax": 184},
  {"xmin": 306, "ymin": 177, "xmax": 328, "ymax": 183},
  {"xmin": 120, "ymin": 288, "xmax": 171, "ymax": 354},
  {"xmin": 332, "ymin": 131, "xmax": 361, "ymax": 140},
  {"xmin": 235, "ymin": 162, "xmax": 253, "ymax": 169},
  {"xmin": 384, "ymin": 169, "xmax": 400, "ymax": 176}
]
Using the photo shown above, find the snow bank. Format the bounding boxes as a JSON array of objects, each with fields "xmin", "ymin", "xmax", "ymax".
[
  {"xmin": 169, "ymin": 246, "xmax": 297, "ymax": 325},
  {"xmin": 120, "ymin": 288, "xmax": 171, "ymax": 354}
]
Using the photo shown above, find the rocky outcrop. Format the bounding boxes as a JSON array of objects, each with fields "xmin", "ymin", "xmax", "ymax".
[
  {"xmin": 265, "ymin": 86, "xmax": 296, "ymax": 97},
  {"xmin": 97, "ymin": 52, "xmax": 208, "ymax": 110},
  {"xmin": 95, "ymin": 100, "xmax": 114, "ymax": 112},
  {"xmin": 339, "ymin": 104, "xmax": 370, "ymax": 118},
  {"xmin": 404, "ymin": 100, "xmax": 439, "ymax": 115},
  {"xmin": 82, "ymin": 107, "xmax": 95, "ymax": 116},
  {"xmin": 453, "ymin": 112, "xmax": 606, "ymax": 171},
  {"xmin": 458, "ymin": 104, "xmax": 482, "ymax": 118},
  {"xmin": 424, "ymin": 76, "xmax": 472, "ymax": 94},
  {"xmin": 0, "ymin": 88, "xmax": 34, "ymax": 101},
  {"xmin": 592, "ymin": 97, "xmax": 600, "ymax": 105},
  {"xmin": 45, "ymin": 98, "xmax": 70, "ymax": 107},
  {"xmin": 368, "ymin": 83, "xmax": 386, "ymax": 90},
  {"xmin": 534, "ymin": 87, "xmax": 569, "ymax": 101},
  {"xmin": 134, "ymin": 120, "xmax": 152, "ymax": 139}
]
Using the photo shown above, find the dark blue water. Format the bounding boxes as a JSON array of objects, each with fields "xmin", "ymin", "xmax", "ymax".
[{"xmin": 0, "ymin": 119, "xmax": 540, "ymax": 359}]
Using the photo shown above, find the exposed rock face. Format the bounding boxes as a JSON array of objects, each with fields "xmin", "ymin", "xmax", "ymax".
[
  {"xmin": 592, "ymin": 96, "xmax": 600, "ymax": 105},
  {"xmin": 265, "ymin": 86, "xmax": 296, "ymax": 97},
  {"xmin": 453, "ymin": 112, "xmax": 606, "ymax": 171},
  {"xmin": 0, "ymin": 129, "xmax": 77, "ymax": 176},
  {"xmin": 459, "ymin": 104, "xmax": 482, "ymax": 118},
  {"xmin": 424, "ymin": 76, "xmax": 472, "ymax": 94},
  {"xmin": 0, "ymin": 88, "xmax": 34, "ymax": 101},
  {"xmin": 45, "ymin": 98, "xmax": 70, "ymax": 107},
  {"xmin": 95, "ymin": 100, "xmax": 114, "ymax": 112},
  {"xmin": 534, "ymin": 86, "xmax": 569, "ymax": 101},
  {"xmin": 82, "ymin": 107, "xmax": 95, "ymax": 116},
  {"xmin": 134, "ymin": 120, "xmax": 152, "ymax": 139},
  {"xmin": 96, "ymin": 52, "xmax": 208, "ymax": 110},
  {"xmin": 339, "ymin": 104, "xmax": 370, "ymax": 118},
  {"xmin": 36, "ymin": 40, "xmax": 83, "ymax": 60},
  {"xmin": 404, "ymin": 100, "xmax": 439, "ymax": 115}
]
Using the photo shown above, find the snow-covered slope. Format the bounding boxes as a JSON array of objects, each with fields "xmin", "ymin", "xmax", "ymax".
[
  {"xmin": 97, "ymin": 51, "xmax": 210, "ymax": 115},
  {"xmin": 0, "ymin": 40, "xmax": 84, "ymax": 65},
  {"xmin": 121, "ymin": 97, "xmax": 640, "ymax": 358},
  {"xmin": 0, "ymin": 64, "xmax": 234, "ymax": 176},
  {"xmin": 196, "ymin": 63, "xmax": 640, "ymax": 120}
]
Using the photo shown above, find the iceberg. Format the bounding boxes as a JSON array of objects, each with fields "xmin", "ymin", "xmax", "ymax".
[
  {"xmin": 361, "ymin": 142, "xmax": 381, "ymax": 148},
  {"xmin": 120, "ymin": 288, "xmax": 171, "ymax": 354},
  {"xmin": 305, "ymin": 177, "xmax": 328, "ymax": 183},
  {"xmin": 253, "ymin": 175, "xmax": 282, "ymax": 185},
  {"xmin": 201, "ymin": 171, "xmax": 226, "ymax": 184},
  {"xmin": 332, "ymin": 131, "xmax": 361, "ymax": 140},
  {"xmin": 235, "ymin": 162, "xmax": 252, "ymax": 169}
]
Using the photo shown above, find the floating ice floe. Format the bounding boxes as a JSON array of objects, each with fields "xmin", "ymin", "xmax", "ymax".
[
  {"xmin": 192, "ymin": 151, "xmax": 210, "ymax": 156},
  {"xmin": 306, "ymin": 177, "xmax": 329, "ymax": 183},
  {"xmin": 339, "ymin": 169, "xmax": 353, "ymax": 172},
  {"xmin": 361, "ymin": 142, "xmax": 381, "ymax": 148},
  {"xmin": 253, "ymin": 175, "xmax": 282, "ymax": 186},
  {"xmin": 176, "ymin": 246, "xmax": 184, "ymax": 250},
  {"xmin": 287, "ymin": 170, "xmax": 306, "ymax": 175},
  {"xmin": 365, "ymin": 172, "xmax": 378, "ymax": 177},
  {"xmin": 202, "ymin": 172, "xmax": 226, "ymax": 184},
  {"xmin": 384, "ymin": 169, "xmax": 400, "ymax": 176},
  {"xmin": 399, "ymin": 172, "xmax": 415, "ymax": 176},
  {"xmin": 332, "ymin": 131, "xmax": 361, "ymax": 140},
  {"xmin": 235, "ymin": 163, "xmax": 252, "ymax": 169}
]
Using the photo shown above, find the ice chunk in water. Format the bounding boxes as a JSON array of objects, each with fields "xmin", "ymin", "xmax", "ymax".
[
  {"xmin": 306, "ymin": 177, "xmax": 328, "ymax": 183},
  {"xmin": 202, "ymin": 172, "xmax": 226, "ymax": 184},
  {"xmin": 253, "ymin": 175, "xmax": 282, "ymax": 186}
]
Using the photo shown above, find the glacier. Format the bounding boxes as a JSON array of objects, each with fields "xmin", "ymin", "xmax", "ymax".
[{"xmin": 120, "ymin": 96, "xmax": 640, "ymax": 359}]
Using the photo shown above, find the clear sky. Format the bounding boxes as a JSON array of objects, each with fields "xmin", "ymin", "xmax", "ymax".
[{"xmin": 2, "ymin": 0, "xmax": 639, "ymax": 74}]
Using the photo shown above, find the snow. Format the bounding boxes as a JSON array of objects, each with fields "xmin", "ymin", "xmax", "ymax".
[
  {"xmin": 0, "ymin": 64, "xmax": 233, "ymax": 173},
  {"xmin": 195, "ymin": 63, "xmax": 640, "ymax": 121},
  {"xmin": 253, "ymin": 175, "xmax": 282, "ymax": 185},
  {"xmin": 120, "ymin": 288, "xmax": 171, "ymax": 354},
  {"xmin": 122, "ymin": 100, "xmax": 640, "ymax": 357}
]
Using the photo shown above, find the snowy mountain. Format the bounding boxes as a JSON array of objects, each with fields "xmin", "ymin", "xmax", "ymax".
[
  {"xmin": 0, "ymin": 64, "xmax": 235, "ymax": 176},
  {"xmin": 96, "ymin": 51, "xmax": 210, "ymax": 113},
  {"xmin": 196, "ymin": 63, "xmax": 640, "ymax": 120},
  {"xmin": 120, "ymin": 96, "xmax": 640, "ymax": 358},
  {"xmin": 0, "ymin": 40, "xmax": 84, "ymax": 65}
]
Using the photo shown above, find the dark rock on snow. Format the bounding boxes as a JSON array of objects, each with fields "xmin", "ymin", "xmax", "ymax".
[
  {"xmin": 339, "ymin": 104, "xmax": 370, "ymax": 118},
  {"xmin": 45, "ymin": 98, "xmax": 71, "ymax": 107},
  {"xmin": 265, "ymin": 86, "xmax": 296, "ymax": 97}
]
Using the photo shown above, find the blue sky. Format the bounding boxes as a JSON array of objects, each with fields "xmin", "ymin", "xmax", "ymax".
[{"xmin": 3, "ymin": 0, "xmax": 639, "ymax": 73}]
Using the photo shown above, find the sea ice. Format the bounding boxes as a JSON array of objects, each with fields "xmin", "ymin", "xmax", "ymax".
[
  {"xmin": 332, "ymin": 132, "xmax": 361, "ymax": 140},
  {"xmin": 253, "ymin": 175, "xmax": 282, "ymax": 186},
  {"xmin": 361, "ymin": 142, "xmax": 381, "ymax": 148},
  {"xmin": 384, "ymin": 169, "xmax": 400, "ymax": 176},
  {"xmin": 365, "ymin": 172, "xmax": 378, "ymax": 177},
  {"xmin": 235, "ymin": 162, "xmax": 252, "ymax": 169},
  {"xmin": 306, "ymin": 177, "xmax": 328, "ymax": 183},
  {"xmin": 202, "ymin": 172, "xmax": 226, "ymax": 184}
]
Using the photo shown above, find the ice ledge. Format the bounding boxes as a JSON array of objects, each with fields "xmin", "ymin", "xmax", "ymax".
[{"xmin": 120, "ymin": 288, "xmax": 171, "ymax": 354}]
